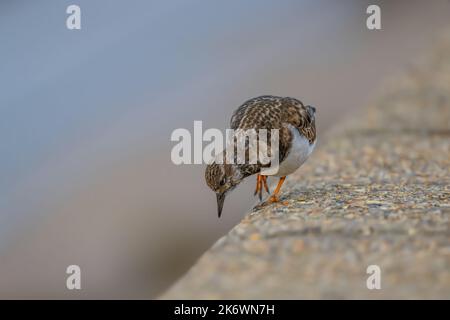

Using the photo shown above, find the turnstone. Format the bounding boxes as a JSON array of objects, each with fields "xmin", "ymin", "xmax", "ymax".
[{"xmin": 205, "ymin": 95, "xmax": 316, "ymax": 217}]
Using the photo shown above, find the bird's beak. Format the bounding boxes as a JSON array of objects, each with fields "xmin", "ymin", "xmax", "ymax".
[{"xmin": 216, "ymin": 192, "xmax": 226, "ymax": 218}]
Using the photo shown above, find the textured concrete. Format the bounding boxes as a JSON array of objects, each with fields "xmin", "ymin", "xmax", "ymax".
[{"xmin": 162, "ymin": 38, "xmax": 450, "ymax": 299}]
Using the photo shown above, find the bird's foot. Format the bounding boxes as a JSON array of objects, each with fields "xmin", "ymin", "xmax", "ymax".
[
  {"xmin": 262, "ymin": 176, "xmax": 288, "ymax": 206},
  {"xmin": 267, "ymin": 196, "xmax": 289, "ymax": 206},
  {"xmin": 269, "ymin": 195, "xmax": 279, "ymax": 203}
]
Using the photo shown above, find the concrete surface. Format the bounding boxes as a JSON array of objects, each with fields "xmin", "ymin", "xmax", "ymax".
[{"xmin": 162, "ymin": 37, "xmax": 450, "ymax": 299}]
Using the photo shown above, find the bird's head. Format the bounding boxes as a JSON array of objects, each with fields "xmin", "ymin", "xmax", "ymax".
[{"xmin": 205, "ymin": 161, "xmax": 242, "ymax": 218}]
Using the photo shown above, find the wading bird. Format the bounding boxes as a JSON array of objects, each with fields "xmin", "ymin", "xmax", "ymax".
[{"xmin": 205, "ymin": 95, "xmax": 316, "ymax": 217}]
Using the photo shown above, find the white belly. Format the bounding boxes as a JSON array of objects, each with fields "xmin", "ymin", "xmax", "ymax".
[{"xmin": 266, "ymin": 125, "xmax": 315, "ymax": 177}]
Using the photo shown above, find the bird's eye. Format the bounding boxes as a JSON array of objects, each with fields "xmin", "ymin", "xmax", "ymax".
[{"xmin": 219, "ymin": 178, "xmax": 226, "ymax": 186}]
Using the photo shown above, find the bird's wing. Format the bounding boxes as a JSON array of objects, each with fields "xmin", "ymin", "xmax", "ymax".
[
  {"xmin": 279, "ymin": 97, "xmax": 316, "ymax": 144},
  {"xmin": 230, "ymin": 95, "xmax": 284, "ymax": 130},
  {"xmin": 230, "ymin": 96, "xmax": 315, "ymax": 175}
]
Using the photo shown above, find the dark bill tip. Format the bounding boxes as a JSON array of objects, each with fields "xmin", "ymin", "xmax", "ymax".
[{"xmin": 216, "ymin": 192, "xmax": 226, "ymax": 218}]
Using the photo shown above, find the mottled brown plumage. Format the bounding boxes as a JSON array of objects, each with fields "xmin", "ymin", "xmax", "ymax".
[
  {"xmin": 205, "ymin": 95, "xmax": 316, "ymax": 217},
  {"xmin": 231, "ymin": 95, "xmax": 316, "ymax": 164}
]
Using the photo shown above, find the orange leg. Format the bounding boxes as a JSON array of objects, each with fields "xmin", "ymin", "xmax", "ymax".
[
  {"xmin": 254, "ymin": 174, "xmax": 262, "ymax": 200},
  {"xmin": 254, "ymin": 174, "xmax": 270, "ymax": 201},
  {"xmin": 269, "ymin": 176, "xmax": 286, "ymax": 203},
  {"xmin": 261, "ymin": 175, "xmax": 270, "ymax": 194}
]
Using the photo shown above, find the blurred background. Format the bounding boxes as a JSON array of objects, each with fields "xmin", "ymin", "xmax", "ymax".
[{"xmin": 1, "ymin": 0, "xmax": 450, "ymax": 298}]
